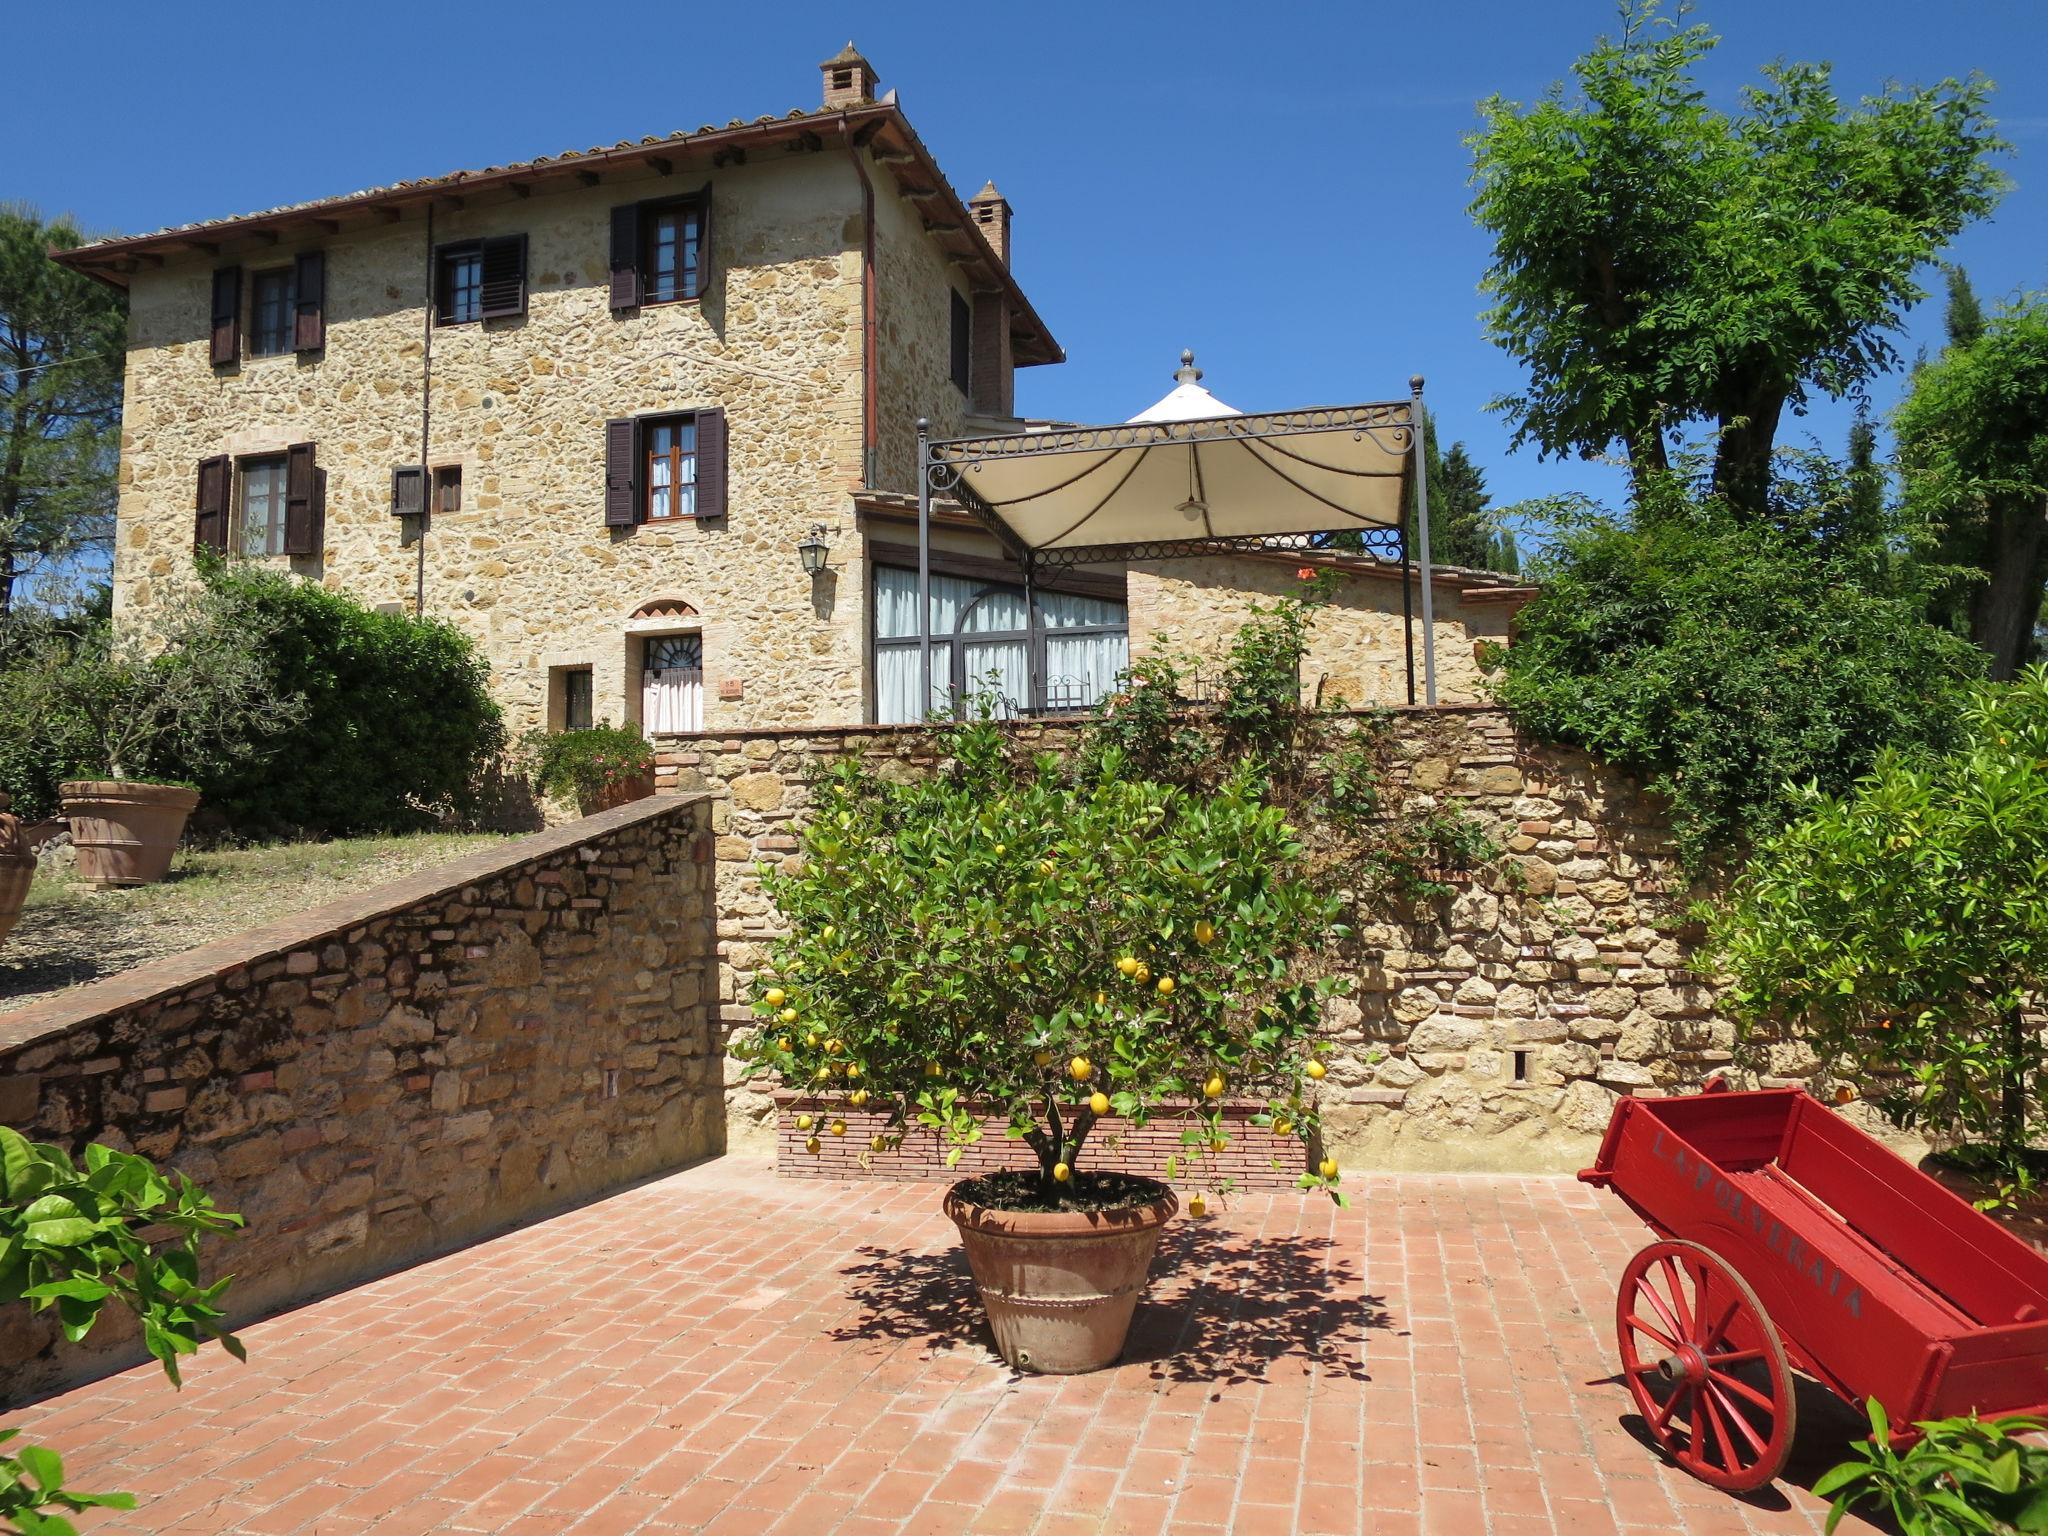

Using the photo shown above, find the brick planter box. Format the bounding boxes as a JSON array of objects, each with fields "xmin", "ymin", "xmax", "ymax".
[{"xmin": 773, "ymin": 1091, "xmax": 1312, "ymax": 1188}]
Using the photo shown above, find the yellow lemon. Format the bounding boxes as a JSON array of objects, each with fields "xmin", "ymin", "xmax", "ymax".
[
  {"xmin": 779, "ymin": 1009, "xmax": 798, "ymax": 1025},
  {"xmin": 1273, "ymin": 1118, "xmax": 1294, "ymax": 1136},
  {"xmin": 1305, "ymin": 1060, "xmax": 1328, "ymax": 1081},
  {"xmin": 1093, "ymin": 991, "xmax": 1107, "ymax": 1008},
  {"xmin": 804, "ymin": 1136, "xmax": 821, "ymax": 1154},
  {"xmin": 812, "ymin": 1066, "xmax": 831, "ymax": 1082},
  {"xmin": 1319, "ymin": 1158, "xmax": 1340, "ymax": 1181},
  {"xmin": 924, "ymin": 1060, "xmax": 942, "ymax": 1078},
  {"xmin": 1203, "ymin": 1073, "xmax": 1226, "ymax": 1099},
  {"xmin": 1033, "ymin": 1048, "xmax": 1055, "ymax": 1068},
  {"xmin": 1068, "ymin": 1056, "xmax": 1093, "ymax": 1083},
  {"xmin": 764, "ymin": 987, "xmax": 787, "ymax": 1007},
  {"xmin": 795, "ymin": 1113, "xmax": 814, "ymax": 1131},
  {"xmin": 870, "ymin": 1135, "xmax": 886, "ymax": 1152},
  {"xmin": 1195, "ymin": 920, "xmax": 1216, "ymax": 946},
  {"xmin": 830, "ymin": 1120, "xmax": 847, "ymax": 1137},
  {"xmin": 1157, "ymin": 976, "xmax": 1176, "ymax": 996},
  {"xmin": 1052, "ymin": 1162, "xmax": 1072, "ymax": 1183},
  {"xmin": 845, "ymin": 1063, "xmax": 861, "ymax": 1080},
  {"xmin": 821, "ymin": 925, "xmax": 836, "ymax": 941},
  {"xmin": 1039, "ymin": 859, "xmax": 1056, "ymax": 876},
  {"xmin": 1116, "ymin": 956, "xmax": 1140, "ymax": 977},
  {"xmin": 805, "ymin": 1031, "xmax": 820, "ymax": 1047},
  {"xmin": 849, "ymin": 1089, "xmax": 869, "ymax": 1107},
  {"xmin": 775, "ymin": 1037, "xmax": 791, "ymax": 1053},
  {"xmin": 1089, "ymin": 1092, "xmax": 1110, "ymax": 1115},
  {"xmin": 993, "ymin": 843, "xmax": 1006, "ymax": 855},
  {"xmin": 1133, "ymin": 963, "xmax": 1151, "ymax": 984},
  {"xmin": 824, "ymin": 1038, "xmax": 843, "ymax": 1055},
  {"xmin": 1189, "ymin": 1194, "xmax": 1208, "ymax": 1218}
]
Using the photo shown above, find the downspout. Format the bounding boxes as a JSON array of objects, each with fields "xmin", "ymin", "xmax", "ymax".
[
  {"xmin": 416, "ymin": 204, "xmax": 435, "ymax": 616},
  {"xmin": 840, "ymin": 121, "xmax": 879, "ymax": 488}
]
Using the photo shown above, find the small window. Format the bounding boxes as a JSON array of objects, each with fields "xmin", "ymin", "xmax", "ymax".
[
  {"xmin": 562, "ymin": 669, "xmax": 594, "ymax": 732},
  {"xmin": 644, "ymin": 416, "xmax": 698, "ymax": 521},
  {"xmin": 433, "ymin": 465, "xmax": 463, "ymax": 514},
  {"xmin": 249, "ymin": 268, "xmax": 295, "ymax": 356},
  {"xmin": 437, "ymin": 245, "xmax": 483, "ymax": 325},
  {"xmin": 642, "ymin": 202, "xmax": 703, "ymax": 304},
  {"xmin": 949, "ymin": 290, "xmax": 971, "ymax": 395},
  {"xmin": 238, "ymin": 455, "xmax": 289, "ymax": 556}
]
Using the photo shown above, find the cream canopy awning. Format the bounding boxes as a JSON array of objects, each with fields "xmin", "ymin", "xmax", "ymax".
[{"xmin": 925, "ymin": 353, "xmax": 1418, "ymax": 568}]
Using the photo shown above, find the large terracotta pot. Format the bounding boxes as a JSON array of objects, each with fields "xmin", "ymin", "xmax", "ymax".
[
  {"xmin": 0, "ymin": 794, "xmax": 31, "ymax": 946},
  {"xmin": 59, "ymin": 781, "xmax": 201, "ymax": 888},
  {"xmin": 580, "ymin": 770, "xmax": 656, "ymax": 815},
  {"xmin": 944, "ymin": 1174, "xmax": 1178, "ymax": 1374}
]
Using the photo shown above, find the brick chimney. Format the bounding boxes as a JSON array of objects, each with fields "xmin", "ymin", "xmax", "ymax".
[
  {"xmin": 821, "ymin": 43, "xmax": 878, "ymax": 109},
  {"xmin": 968, "ymin": 181, "xmax": 1012, "ymax": 267}
]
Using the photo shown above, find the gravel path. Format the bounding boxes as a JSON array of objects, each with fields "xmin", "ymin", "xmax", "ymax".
[{"xmin": 0, "ymin": 833, "xmax": 514, "ymax": 1015}]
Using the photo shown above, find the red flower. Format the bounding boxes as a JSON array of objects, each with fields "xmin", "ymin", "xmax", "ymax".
[{"xmin": 1295, "ymin": 566, "xmax": 1317, "ymax": 582}]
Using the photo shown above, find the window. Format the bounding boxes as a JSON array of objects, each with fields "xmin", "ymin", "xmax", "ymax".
[
  {"xmin": 238, "ymin": 456, "xmax": 289, "ymax": 557},
  {"xmin": 643, "ymin": 202, "xmax": 703, "ymax": 304},
  {"xmin": 249, "ymin": 268, "xmax": 295, "ymax": 356},
  {"xmin": 872, "ymin": 566, "xmax": 1128, "ymax": 724},
  {"xmin": 641, "ymin": 633, "xmax": 703, "ymax": 734},
  {"xmin": 561, "ymin": 669, "xmax": 594, "ymax": 732},
  {"xmin": 433, "ymin": 465, "xmax": 462, "ymax": 514},
  {"xmin": 438, "ymin": 247, "xmax": 483, "ymax": 324},
  {"xmin": 644, "ymin": 416, "xmax": 697, "ymax": 520},
  {"xmin": 950, "ymin": 290, "xmax": 972, "ymax": 395}
]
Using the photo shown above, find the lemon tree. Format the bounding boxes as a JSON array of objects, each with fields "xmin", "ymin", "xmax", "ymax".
[{"xmin": 732, "ymin": 719, "xmax": 1350, "ymax": 1203}]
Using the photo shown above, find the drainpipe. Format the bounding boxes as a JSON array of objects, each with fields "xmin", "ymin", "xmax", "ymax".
[
  {"xmin": 840, "ymin": 120, "xmax": 879, "ymax": 489},
  {"xmin": 416, "ymin": 204, "xmax": 435, "ymax": 616}
]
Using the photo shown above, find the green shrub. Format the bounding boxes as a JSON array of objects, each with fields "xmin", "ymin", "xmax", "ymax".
[
  {"xmin": 1490, "ymin": 471, "xmax": 1982, "ymax": 875},
  {"xmin": 182, "ymin": 561, "xmax": 505, "ymax": 836},
  {"xmin": 522, "ymin": 723, "xmax": 654, "ymax": 810},
  {"xmin": 1816, "ymin": 1400, "xmax": 2048, "ymax": 1535},
  {"xmin": 1708, "ymin": 668, "xmax": 2048, "ymax": 1185},
  {"xmin": 732, "ymin": 721, "xmax": 1352, "ymax": 1203}
]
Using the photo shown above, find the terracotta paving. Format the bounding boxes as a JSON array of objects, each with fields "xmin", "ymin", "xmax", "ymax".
[{"xmin": 14, "ymin": 1158, "xmax": 1882, "ymax": 1535}]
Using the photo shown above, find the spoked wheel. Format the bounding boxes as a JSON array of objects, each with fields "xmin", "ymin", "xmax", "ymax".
[{"xmin": 1616, "ymin": 1239, "xmax": 1796, "ymax": 1492}]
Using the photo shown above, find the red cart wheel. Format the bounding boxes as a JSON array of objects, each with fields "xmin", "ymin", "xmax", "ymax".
[{"xmin": 1615, "ymin": 1239, "xmax": 1797, "ymax": 1492}]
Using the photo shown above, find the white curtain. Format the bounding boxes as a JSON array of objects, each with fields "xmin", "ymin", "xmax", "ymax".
[
  {"xmin": 875, "ymin": 645, "xmax": 947, "ymax": 726},
  {"xmin": 875, "ymin": 568, "xmax": 986, "ymax": 640},
  {"xmin": 1045, "ymin": 631, "xmax": 1128, "ymax": 710},
  {"xmin": 642, "ymin": 633, "xmax": 704, "ymax": 733},
  {"xmin": 961, "ymin": 639, "xmax": 1029, "ymax": 716}
]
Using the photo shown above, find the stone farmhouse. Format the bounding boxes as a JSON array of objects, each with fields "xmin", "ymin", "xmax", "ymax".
[{"xmin": 59, "ymin": 47, "xmax": 1530, "ymax": 739}]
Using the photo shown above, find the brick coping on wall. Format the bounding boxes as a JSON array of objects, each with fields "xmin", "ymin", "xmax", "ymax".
[
  {"xmin": 0, "ymin": 794, "xmax": 711, "ymax": 1055},
  {"xmin": 647, "ymin": 699, "xmax": 1510, "ymax": 746}
]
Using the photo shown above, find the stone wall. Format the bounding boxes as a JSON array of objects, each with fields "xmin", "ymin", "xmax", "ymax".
[
  {"xmin": 659, "ymin": 706, "xmax": 1739, "ymax": 1178},
  {"xmin": 0, "ymin": 796, "xmax": 720, "ymax": 1402}
]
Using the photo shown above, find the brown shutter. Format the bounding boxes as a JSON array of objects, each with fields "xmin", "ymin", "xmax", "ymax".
[
  {"xmin": 694, "ymin": 407, "xmax": 726, "ymax": 519},
  {"xmin": 209, "ymin": 267, "xmax": 241, "ymax": 366},
  {"xmin": 194, "ymin": 455, "xmax": 231, "ymax": 550},
  {"xmin": 391, "ymin": 464, "xmax": 425, "ymax": 518},
  {"xmin": 604, "ymin": 417, "xmax": 640, "ymax": 526},
  {"xmin": 608, "ymin": 203, "xmax": 642, "ymax": 311},
  {"xmin": 293, "ymin": 250, "xmax": 325, "ymax": 351},
  {"xmin": 283, "ymin": 442, "xmax": 321, "ymax": 556},
  {"xmin": 479, "ymin": 234, "xmax": 527, "ymax": 320},
  {"xmin": 691, "ymin": 184, "xmax": 712, "ymax": 300}
]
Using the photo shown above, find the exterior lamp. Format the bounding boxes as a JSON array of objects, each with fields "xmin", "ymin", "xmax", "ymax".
[{"xmin": 798, "ymin": 524, "xmax": 830, "ymax": 575}]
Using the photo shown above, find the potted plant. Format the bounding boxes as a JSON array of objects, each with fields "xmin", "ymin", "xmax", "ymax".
[
  {"xmin": 0, "ymin": 795, "xmax": 32, "ymax": 946},
  {"xmin": 524, "ymin": 723, "xmax": 657, "ymax": 816},
  {"xmin": 2, "ymin": 582, "xmax": 299, "ymax": 889},
  {"xmin": 732, "ymin": 719, "xmax": 1348, "ymax": 1373}
]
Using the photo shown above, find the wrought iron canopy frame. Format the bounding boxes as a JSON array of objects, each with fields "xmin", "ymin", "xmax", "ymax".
[{"xmin": 910, "ymin": 379, "xmax": 1441, "ymax": 715}]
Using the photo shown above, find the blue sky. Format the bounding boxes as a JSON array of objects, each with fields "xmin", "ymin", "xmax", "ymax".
[{"xmin": 14, "ymin": 0, "xmax": 2046, "ymax": 523}]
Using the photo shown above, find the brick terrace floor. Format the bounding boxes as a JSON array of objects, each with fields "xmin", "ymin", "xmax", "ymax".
[{"xmin": 16, "ymin": 1158, "xmax": 1886, "ymax": 1535}]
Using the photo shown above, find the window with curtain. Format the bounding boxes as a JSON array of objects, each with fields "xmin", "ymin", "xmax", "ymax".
[{"xmin": 872, "ymin": 566, "xmax": 1128, "ymax": 725}]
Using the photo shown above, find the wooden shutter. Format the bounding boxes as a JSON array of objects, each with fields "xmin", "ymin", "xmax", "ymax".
[
  {"xmin": 604, "ymin": 417, "xmax": 640, "ymax": 526},
  {"xmin": 391, "ymin": 464, "xmax": 426, "ymax": 518},
  {"xmin": 478, "ymin": 234, "xmax": 527, "ymax": 320},
  {"xmin": 608, "ymin": 203, "xmax": 642, "ymax": 311},
  {"xmin": 194, "ymin": 455, "xmax": 231, "ymax": 551},
  {"xmin": 691, "ymin": 184, "xmax": 712, "ymax": 300},
  {"xmin": 283, "ymin": 442, "xmax": 322, "ymax": 556},
  {"xmin": 694, "ymin": 408, "xmax": 727, "ymax": 519},
  {"xmin": 292, "ymin": 250, "xmax": 325, "ymax": 352},
  {"xmin": 209, "ymin": 267, "xmax": 241, "ymax": 366}
]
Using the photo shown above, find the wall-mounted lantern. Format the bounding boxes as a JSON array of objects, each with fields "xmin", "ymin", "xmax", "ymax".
[{"xmin": 797, "ymin": 524, "xmax": 831, "ymax": 575}]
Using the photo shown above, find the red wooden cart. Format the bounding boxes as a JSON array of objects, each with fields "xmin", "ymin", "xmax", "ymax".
[{"xmin": 1579, "ymin": 1082, "xmax": 2048, "ymax": 1491}]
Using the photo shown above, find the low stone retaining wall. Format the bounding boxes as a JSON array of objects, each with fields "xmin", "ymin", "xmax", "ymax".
[
  {"xmin": 773, "ymin": 1091, "xmax": 1329, "ymax": 1188},
  {"xmin": 658, "ymin": 707, "xmax": 1737, "ymax": 1176},
  {"xmin": 0, "ymin": 795, "xmax": 720, "ymax": 1402}
]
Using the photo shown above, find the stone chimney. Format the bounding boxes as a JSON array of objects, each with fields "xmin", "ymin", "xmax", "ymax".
[
  {"xmin": 821, "ymin": 43, "xmax": 878, "ymax": 109},
  {"xmin": 968, "ymin": 181, "xmax": 1012, "ymax": 267}
]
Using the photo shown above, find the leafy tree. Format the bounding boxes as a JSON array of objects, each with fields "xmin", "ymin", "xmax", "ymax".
[
  {"xmin": 1709, "ymin": 670, "xmax": 2048, "ymax": 1181},
  {"xmin": 1402, "ymin": 411, "xmax": 1519, "ymax": 573},
  {"xmin": 1489, "ymin": 465, "xmax": 1982, "ymax": 875},
  {"xmin": 0, "ymin": 207, "xmax": 124, "ymax": 615},
  {"xmin": 1897, "ymin": 291, "xmax": 2048, "ymax": 679},
  {"xmin": 1469, "ymin": 2, "xmax": 2005, "ymax": 514},
  {"xmin": 1944, "ymin": 263, "xmax": 1988, "ymax": 348}
]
